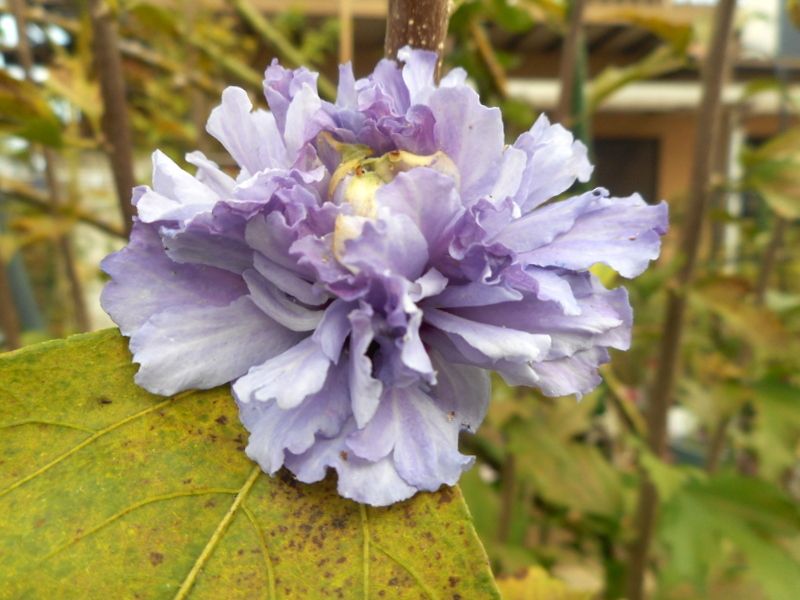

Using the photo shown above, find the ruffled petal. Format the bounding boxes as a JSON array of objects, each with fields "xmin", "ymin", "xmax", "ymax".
[
  {"xmin": 238, "ymin": 361, "xmax": 350, "ymax": 474},
  {"xmin": 348, "ymin": 306, "xmax": 383, "ymax": 427},
  {"xmin": 512, "ymin": 114, "xmax": 593, "ymax": 213},
  {"xmin": 130, "ymin": 296, "xmax": 299, "ymax": 396},
  {"xmin": 376, "ymin": 168, "xmax": 462, "ymax": 259},
  {"xmin": 100, "ymin": 222, "xmax": 246, "ymax": 336},
  {"xmin": 498, "ymin": 189, "xmax": 669, "ymax": 278},
  {"xmin": 424, "ymin": 307, "xmax": 551, "ymax": 363},
  {"xmin": 233, "ymin": 336, "xmax": 331, "ymax": 409},
  {"xmin": 244, "ymin": 268, "xmax": 324, "ymax": 331},
  {"xmin": 428, "ymin": 86, "xmax": 504, "ymax": 202},
  {"xmin": 207, "ymin": 87, "xmax": 288, "ymax": 175},
  {"xmin": 135, "ymin": 151, "xmax": 219, "ymax": 224}
]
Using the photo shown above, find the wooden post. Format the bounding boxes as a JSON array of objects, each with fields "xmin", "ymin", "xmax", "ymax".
[
  {"xmin": 384, "ymin": 0, "xmax": 450, "ymax": 76},
  {"xmin": 625, "ymin": 1, "xmax": 738, "ymax": 598},
  {"xmin": 87, "ymin": 0, "xmax": 137, "ymax": 237}
]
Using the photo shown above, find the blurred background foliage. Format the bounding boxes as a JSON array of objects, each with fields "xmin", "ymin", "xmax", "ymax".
[{"xmin": 1, "ymin": 0, "xmax": 799, "ymax": 598}]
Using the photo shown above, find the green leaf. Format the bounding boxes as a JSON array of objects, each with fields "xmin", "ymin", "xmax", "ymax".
[
  {"xmin": 0, "ymin": 329, "xmax": 500, "ymax": 599},
  {"xmin": 741, "ymin": 127, "xmax": 800, "ymax": 219},
  {"xmin": 659, "ymin": 474, "xmax": 800, "ymax": 600}
]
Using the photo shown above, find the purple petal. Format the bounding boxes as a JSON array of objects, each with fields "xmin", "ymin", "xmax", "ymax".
[
  {"xmin": 101, "ymin": 222, "xmax": 246, "ymax": 336},
  {"xmin": 207, "ymin": 87, "xmax": 288, "ymax": 174},
  {"xmin": 244, "ymin": 268, "xmax": 324, "ymax": 331},
  {"xmin": 512, "ymin": 114, "xmax": 593, "ymax": 213},
  {"xmin": 429, "ymin": 86, "xmax": 504, "ymax": 202},
  {"xmin": 233, "ymin": 336, "xmax": 330, "ymax": 409},
  {"xmin": 424, "ymin": 307, "xmax": 551, "ymax": 363},
  {"xmin": 130, "ymin": 296, "xmax": 299, "ymax": 396},
  {"xmin": 238, "ymin": 361, "xmax": 350, "ymax": 474},
  {"xmin": 135, "ymin": 151, "xmax": 219, "ymax": 224},
  {"xmin": 348, "ymin": 306, "xmax": 383, "ymax": 427}
]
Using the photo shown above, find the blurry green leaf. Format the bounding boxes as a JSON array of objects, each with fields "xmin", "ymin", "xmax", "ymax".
[
  {"xmin": 507, "ymin": 400, "xmax": 624, "ymax": 519},
  {"xmin": 746, "ymin": 378, "xmax": 800, "ymax": 480},
  {"xmin": 660, "ymin": 474, "xmax": 800, "ymax": 600},
  {"xmin": 692, "ymin": 276, "xmax": 792, "ymax": 355},
  {"xmin": 588, "ymin": 45, "xmax": 688, "ymax": 112},
  {"xmin": 496, "ymin": 566, "xmax": 592, "ymax": 600},
  {"xmin": 632, "ymin": 437, "xmax": 702, "ymax": 503},
  {"xmin": 0, "ymin": 72, "xmax": 63, "ymax": 147},
  {"xmin": 0, "ymin": 329, "xmax": 500, "ymax": 599},
  {"xmin": 741, "ymin": 127, "xmax": 800, "ymax": 219}
]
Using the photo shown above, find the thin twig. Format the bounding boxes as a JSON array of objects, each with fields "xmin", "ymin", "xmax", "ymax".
[
  {"xmin": 469, "ymin": 18, "xmax": 507, "ymax": 98},
  {"xmin": 2, "ymin": 177, "xmax": 125, "ymax": 239},
  {"xmin": 625, "ymin": 1, "xmax": 738, "ymax": 598}
]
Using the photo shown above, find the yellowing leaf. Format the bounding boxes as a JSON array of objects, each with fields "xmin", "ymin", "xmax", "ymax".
[
  {"xmin": 0, "ymin": 329, "xmax": 500, "ymax": 599},
  {"xmin": 741, "ymin": 127, "xmax": 800, "ymax": 219},
  {"xmin": 496, "ymin": 566, "xmax": 592, "ymax": 600}
]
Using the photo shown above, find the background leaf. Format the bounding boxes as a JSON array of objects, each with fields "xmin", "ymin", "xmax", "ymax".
[{"xmin": 0, "ymin": 329, "xmax": 500, "ymax": 599}]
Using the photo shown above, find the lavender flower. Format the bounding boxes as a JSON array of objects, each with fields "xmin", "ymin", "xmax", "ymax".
[{"xmin": 102, "ymin": 48, "xmax": 668, "ymax": 506}]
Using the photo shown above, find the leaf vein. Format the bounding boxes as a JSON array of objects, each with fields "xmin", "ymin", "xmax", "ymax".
[
  {"xmin": 360, "ymin": 503, "xmax": 370, "ymax": 600},
  {"xmin": 173, "ymin": 465, "xmax": 262, "ymax": 600},
  {"xmin": 0, "ymin": 394, "xmax": 186, "ymax": 499},
  {"xmin": 374, "ymin": 542, "xmax": 438, "ymax": 600},
  {"xmin": 242, "ymin": 504, "xmax": 276, "ymax": 600},
  {"xmin": 44, "ymin": 488, "xmax": 239, "ymax": 560},
  {"xmin": 0, "ymin": 419, "xmax": 95, "ymax": 433}
]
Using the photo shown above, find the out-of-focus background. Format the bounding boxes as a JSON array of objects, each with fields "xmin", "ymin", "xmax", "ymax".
[{"xmin": 1, "ymin": 0, "xmax": 799, "ymax": 598}]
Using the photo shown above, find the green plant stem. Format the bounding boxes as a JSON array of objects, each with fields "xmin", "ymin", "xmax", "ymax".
[
  {"xmin": 625, "ymin": 1, "xmax": 738, "ymax": 598},
  {"xmin": 87, "ymin": 0, "xmax": 136, "ymax": 237}
]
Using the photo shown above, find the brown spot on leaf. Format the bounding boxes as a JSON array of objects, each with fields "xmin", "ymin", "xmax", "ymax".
[
  {"xmin": 149, "ymin": 552, "xmax": 164, "ymax": 566},
  {"xmin": 97, "ymin": 397, "xmax": 112, "ymax": 405},
  {"xmin": 449, "ymin": 576, "xmax": 459, "ymax": 588},
  {"xmin": 215, "ymin": 415, "xmax": 228, "ymax": 426}
]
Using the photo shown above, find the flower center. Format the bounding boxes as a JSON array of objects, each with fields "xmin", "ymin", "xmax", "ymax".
[{"xmin": 324, "ymin": 140, "xmax": 459, "ymax": 262}]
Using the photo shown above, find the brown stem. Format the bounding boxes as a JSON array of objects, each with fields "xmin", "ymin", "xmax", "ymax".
[
  {"xmin": 497, "ymin": 453, "xmax": 516, "ymax": 543},
  {"xmin": 0, "ymin": 250, "xmax": 22, "ymax": 350},
  {"xmin": 556, "ymin": 0, "xmax": 587, "ymax": 126},
  {"xmin": 706, "ymin": 415, "xmax": 732, "ymax": 473},
  {"xmin": 625, "ymin": 1, "xmax": 738, "ymax": 598},
  {"xmin": 10, "ymin": 0, "xmax": 90, "ymax": 332},
  {"xmin": 384, "ymin": 0, "xmax": 450, "ymax": 76},
  {"xmin": 87, "ymin": 0, "xmax": 136, "ymax": 237},
  {"xmin": 754, "ymin": 213, "xmax": 788, "ymax": 306}
]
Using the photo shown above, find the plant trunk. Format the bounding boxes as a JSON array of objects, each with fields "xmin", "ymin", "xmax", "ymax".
[
  {"xmin": 384, "ymin": 0, "xmax": 450, "ymax": 78},
  {"xmin": 87, "ymin": 0, "xmax": 136, "ymax": 237},
  {"xmin": 625, "ymin": 1, "xmax": 738, "ymax": 598}
]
